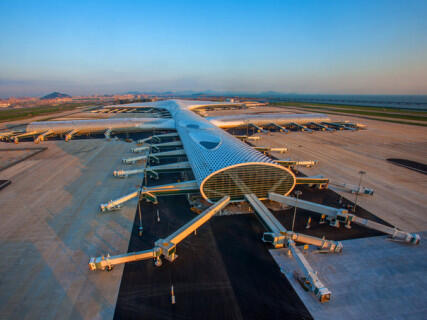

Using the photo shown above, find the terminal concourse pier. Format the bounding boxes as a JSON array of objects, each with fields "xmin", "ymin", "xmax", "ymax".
[{"xmin": 0, "ymin": 100, "xmax": 425, "ymax": 319}]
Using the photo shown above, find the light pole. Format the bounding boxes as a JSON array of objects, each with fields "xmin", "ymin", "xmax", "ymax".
[
  {"xmin": 144, "ymin": 160, "xmax": 148, "ymax": 186},
  {"xmin": 144, "ymin": 143, "xmax": 151, "ymax": 186},
  {"xmin": 353, "ymin": 170, "xmax": 366, "ymax": 213},
  {"xmin": 138, "ymin": 200, "xmax": 143, "ymax": 237},
  {"xmin": 291, "ymin": 190, "xmax": 302, "ymax": 232}
]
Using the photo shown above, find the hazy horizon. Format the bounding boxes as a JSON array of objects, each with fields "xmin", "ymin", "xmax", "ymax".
[
  {"xmin": 1, "ymin": 0, "xmax": 426, "ymax": 98},
  {"xmin": 3, "ymin": 89, "xmax": 427, "ymax": 100}
]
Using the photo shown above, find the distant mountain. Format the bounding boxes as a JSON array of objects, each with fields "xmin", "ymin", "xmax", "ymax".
[
  {"xmin": 41, "ymin": 92, "xmax": 71, "ymax": 100},
  {"xmin": 124, "ymin": 91, "xmax": 144, "ymax": 95}
]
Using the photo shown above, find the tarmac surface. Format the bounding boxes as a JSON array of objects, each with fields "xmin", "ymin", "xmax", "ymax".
[
  {"xmin": 0, "ymin": 146, "xmax": 46, "ymax": 171},
  {"xmin": 246, "ymin": 114, "xmax": 427, "ymax": 232},
  {"xmin": 269, "ymin": 184, "xmax": 389, "ymax": 241},
  {"xmin": 114, "ymin": 167, "xmax": 390, "ymax": 319},
  {"xmin": 114, "ymin": 196, "xmax": 313, "ymax": 320},
  {"xmin": 0, "ymin": 139, "xmax": 141, "ymax": 319},
  {"xmin": 272, "ymin": 232, "xmax": 427, "ymax": 320},
  {"xmin": 1, "ymin": 105, "xmax": 426, "ymax": 319}
]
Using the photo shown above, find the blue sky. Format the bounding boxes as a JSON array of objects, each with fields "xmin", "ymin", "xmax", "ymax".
[{"xmin": 0, "ymin": 0, "xmax": 426, "ymax": 97}]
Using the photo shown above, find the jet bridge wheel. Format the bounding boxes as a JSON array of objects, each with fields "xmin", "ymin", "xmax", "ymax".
[
  {"xmin": 293, "ymin": 271, "xmax": 310, "ymax": 292},
  {"xmin": 154, "ymin": 257, "xmax": 162, "ymax": 267}
]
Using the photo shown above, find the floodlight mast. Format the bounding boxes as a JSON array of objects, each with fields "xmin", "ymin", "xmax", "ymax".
[{"xmin": 353, "ymin": 170, "xmax": 366, "ymax": 213}]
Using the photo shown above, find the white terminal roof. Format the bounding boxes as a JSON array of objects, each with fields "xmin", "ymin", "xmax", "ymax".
[{"xmin": 25, "ymin": 99, "xmax": 331, "ymax": 201}]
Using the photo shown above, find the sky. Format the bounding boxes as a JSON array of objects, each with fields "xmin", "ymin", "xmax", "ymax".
[{"xmin": 0, "ymin": 0, "xmax": 426, "ymax": 97}]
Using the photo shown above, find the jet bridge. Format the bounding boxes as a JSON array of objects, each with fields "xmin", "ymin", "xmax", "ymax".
[
  {"xmin": 249, "ymin": 123, "xmax": 268, "ymax": 133},
  {"xmin": 290, "ymin": 122, "xmax": 312, "ymax": 133},
  {"xmin": 268, "ymin": 193, "xmax": 420, "ymax": 244},
  {"xmin": 122, "ymin": 154, "xmax": 148, "ymax": 164},
  {"xmin": 100, "ymin": 180, "xmax": 199, "ymax": 211},
  {"xmin": 136, "ymin": 132, "xmax": 180, "ymax": 145},
  {"xmin": 65, "ymin": 129, "xmax": 79, "ymax": 142},
  {"xmin": 253, "ymin": 146, "xmax": 288, "ymax": 154},
  {"xmin": 149, "ymin": 140, "xmax": 183, "ymax": 152},
  {"xmin": 329, "ymin": 182, "xmax": 374, "ymax": 195},
  {"xmin": 245, "ymin": 193, "xmax": 287, "ymax": 248},
  {"xmin": 104, "ymin": 128, "xmax": 112, "ymax": 140},
  {"xmin": 113, "ymin": 161, "xmax": 191, "ymax": 178},
  {"xmin": 287, "ymin": 239, "xmax": 332, "ymax": 303},
  {"xmin": 90, "ymin": 196, "xmax": 230, "ymax": 270},
  {"xmin": 151, "ymin": 132, "xmax": 179, "ymax": 143},
  {"xmin": 131, "ymin": 146, "xmax": 150, "ymax": 153},
  {"xmin": 277, "ymin": 160, "xmax": 318, "ymax": 168},
  {"xmin": 12, "ymin": 131, "xmax": 38, "ymax": 144},
  {"xmin": 268, "ymin": 123, "xmax": 289, "ymax": 133},
  {"xmin": 0, "ymin": 131, "xmax": 20, "ymax": 141},
  {"xmin": 295, "ymin": 176, "xmax": 329, "ymax": 189},
  {"xmin": 136, "ymin": 136, "xmax": 153, "ymax": 144},
  {"xmin": 245, "ymin": 194, "xmax": 342, "ymax": 251},
  {"xmin": 321, "ymin": 122, "xmax": 357, "ymax": 131},
  {"xmin": 234, "ymin": 135, "xmax": 261, "ymax": 141},
  {"xmin": 34, "ymin": 129, "xmax": 54, "ymax": 143},
  {"xmin": 122, "ymin": 149, "xmax": 186, "ymax": 164},
  {"xmin": 149, "ymin": 149, "xmax": 186, "ymax": 164},
  {"xmin": 145, "ymin": 161, "xmax": 191, "ymax": 179},
  {"xmin": 244, "ymin": 193, "xmax": 338, "ymax": 303},
  {"xmin": 308, "ymin": 122, "xmax": 334, "ymax": 132}
]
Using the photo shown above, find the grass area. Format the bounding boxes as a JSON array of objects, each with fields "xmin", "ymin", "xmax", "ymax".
[
  {"xmin": 270, "ymin": 101, "xmax": 427, "ymax": 125},
  {"xmin": 270, "ymin": 101, "xmax": 427, "ymax": 114},
  {"xmin": 0, "ymin": 98, "xmax": 151, "ymax": 123},
  {"xmin": 0, "ymin": 103, "xmax": 87, "ymax": 123},
  {"xmin": 359, "ymin": 117, "xmax": 427, "ymax": 127},
  {"xmin": 328, "ymin": 112, "xmax": 427, "ymax": 127},
  {"xmin": 289, "ymin": 105, "xmax": 427, "ymax": 122}
]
